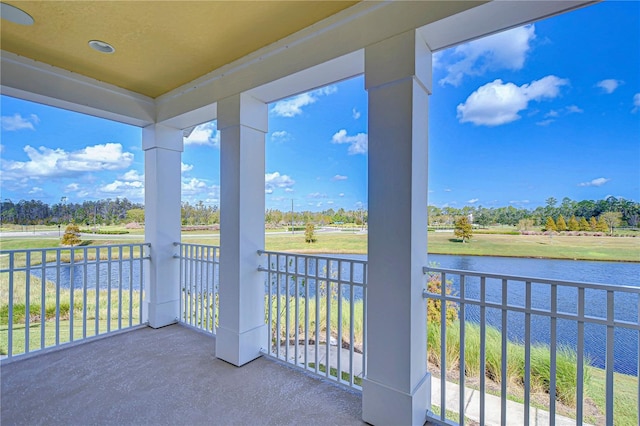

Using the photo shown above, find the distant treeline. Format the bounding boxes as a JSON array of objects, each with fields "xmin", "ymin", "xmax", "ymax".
[
  {"xmin": 428, "ymin": 196, "xmax": 639, "ymax": 228},
  {"xmin": 1, "ymin": 196, "xmax": 638, "ymax": 228}
]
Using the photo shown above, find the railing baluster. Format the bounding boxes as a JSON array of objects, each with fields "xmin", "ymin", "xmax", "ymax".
[
  {"xmin": 117, "ymin": 246, "xmax": 123, "ymax": 330},
  {"xmin": 315, "ymin": 257, "xmax": 320, "ymax": 375},
  {"xmin": 524, "ymin": 281, "xmax": 532, "ymax": 426},
  {"xmin": 459, "ymin": 274, "xmax": 466, "ymax": 425},
  {"xmin": 337, "ymin": 260, "xmax": 343, "ymax": 384},
  {"xmin": 349, "ymin": 280, "xmax": 355, "ymax": 387},
  {"xmin": 128, "ymin": 245, "xmax": 134, "ymax": 328},
  {"xmin": 304, "ymin": 257, "xmax": 310, "ymax": 370},
  {"xmin": 605, "ymin": 290, "xmax": 614, "ymax": 426},
  {"xmin": 549, "ymin": 284, "xmax": 557, "ymax": 426},
  {"xmin": 325, "ymin": 259, "xmax": 331, "ymax": 379},
  {"xmin": 23, "ymin": 251, "xmax": 33, "ymax": 351},
  {"xmin": 40, "ymin": 250, "xmax": 46, "ymax": 350},
  {"xmin": 55, "ymin": 250, "xmax": 61, "ymax": 345},
  {"xmin": 8, "ymin": 253, "xmax": 15, "ymax": 357},
  {"xmin": 294, "ymin": 255, "xmax": 300, "ymax": 367},
  {"xmin": 69, "ymin": 248, "xmax": 74, "ymax": 342},
  {"xmin": 576, "ymin": 287, "xmax": 585, "ymax": 426},
  {"xmin": 95, "ymin": 247, "xmax": 100, "ymax": 335},
  {"xmin": 480, "ymin": 276, "xmax": 486, "ymax": 426},
  {"xmin": 285, "ymin": 255, "xmax": 290, "ymax": 363},
  {"xmin": 267, "ymin": 254, "xmax": 273, "ymax": 356},
  {"xmin": 440, "ymin": 271, "xmax": 447, "ymax": 422},
  {"xmin": 501, "ymin": 278, "xmax": 508, "ymax": 426},
  {"xmin": 83, "ymin": 247, "xmax": 88, "ymax": 339},
  {"xmin": 107, "ymin": 246, "xmax": 112, "ymax": 333}
]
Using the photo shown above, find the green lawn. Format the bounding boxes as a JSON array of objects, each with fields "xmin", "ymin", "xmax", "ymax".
[{"xmin": 3, "ymin": 231, "xmax": 638, "ymax": 262}]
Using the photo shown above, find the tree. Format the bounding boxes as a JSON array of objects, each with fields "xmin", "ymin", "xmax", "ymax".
[
  {"xmin": 544, "ymin": 217, "xmax": 557, "ymax": 232},
  {"xmin": 126, "ymin": 208, "xmax": 145, "ymax": 223},
  {"xmin": 600, "ymin": 211, "xmax": 622, "ymax": 236},
  {"xmin": 518, "ymin": 218, "xmax": 534, "ymax": 231},
  {"xmin": 596, "ymin": 216, "xmax": 609, "ymax": 233},
  {"xmin": 579, "ymin": 217, "xmax": 590, "ymax": 231},
  {"xmin": 568, "ymin": 215, "xmax": 580, "ymax": 231},
  {"xmin": 589, "ymin": 216, "xmax": 598, "ymax": 231},
  {"xmin": 304, "ymin": 223, "xmax": 316, "ymax": 243},
  {"xmin": 61, "ymin": 224, "xmax": 82, "ymax": 246},
  {"xmin": 556, "ymin": 215, "xmax": 567, "ymax": 231},
  {"xmin": 454, "ymin": 216, "xmax": 473, "ymax": 243}
]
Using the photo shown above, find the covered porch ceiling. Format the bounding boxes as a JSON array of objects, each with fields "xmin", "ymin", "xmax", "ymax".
[{"xmin": 1, "ymin": 1, "xmax": 595, "ymax": 128}]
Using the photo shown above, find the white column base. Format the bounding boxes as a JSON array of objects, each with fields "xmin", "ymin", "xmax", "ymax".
[
  {"xmin": 363, "ymin": 372, "xmax": 431, "ymax": 426},
  {"xmin": 146, "ymin": 300, "xmax": 179, "ymax": 329},
  {"xmin": 215, "ymin": 324, "xmax": 267, "ymax": 366}
]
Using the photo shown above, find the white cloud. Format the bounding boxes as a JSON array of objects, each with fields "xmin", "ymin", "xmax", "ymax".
[
  {"xmin": 538, "ymin": 104, "xmax": 583, "ymax": 126},
  {"xmin": 468, "ymin": 198, "xmax": 479, "ymax": 204},
  {"xmin": 632, "ymin": 93, "xmax": 640, "ymax": 113},
  {"xmin": 339, "ymin": 193, "xmax": 345, "ymax": 197},
  {"xmin": 578, "ymin": 177, "xmax": 610, "ymax": 187},
  {"xmin": 29, "ymin": 187, "xmax": 43, "ymax": 194},
  {"xmin": 184, "ymin": 122, "xmax": 219, "ymax": 146},
  {"xmin": 352, "ymin": 108, "xmax": 361, "ymax": 120},
  {"xmin": 596, "ymin": 79, "xmax": 623, "ymax": 94},
  {"xmin": 332, "ymin": 174, "xmax": 348, "ymax": 181},
  {"xmin": 270, "ymin": 86, "xmax": 337, "ymax": 117},
  {"xmin": 270, "ymin": 130, "xmax": 291, "ymax": 143},
  {"xmin": 265, "ymin": 171, "xmax": 295, "ymax": 193},
  {"xmin": 121, "ymin": 170, "xmax": 144, "ymax": 182},
  {"xmin": 457, "ymin": 76, "xmax": 569, "ymax": 126},
  {"xmin": 284, "ymin": 188, "xmax": 294, "ymax": 193},
  {"xmin": 65, "ymin": 183, "xmax": 80, "ymax": 192},
  {"xmin": 1, "ymin": 143, "xmax": 133, "ymax": 181},
  {"xmin": 308, "ymin": 192, "xmax": 327, "ymax": 199},
  {"xmin": 331, "ymin": 129, "xmax": 368, "ymax": 154},
  {"xmin": 444, "ymin": 189, "xmax": 452, "ymax": 192},
  {"xmin": 327, "ymin": 200, "xmax": 334, "ymax": 205},
  {"xmin": 181, "ymin": 162, "xmax": 193, "ymax": 173},
  {"xmin": 509, "ymin": 200, "xmax": 530, "ymax": 204},
  {"xmin": 438, "ymin": 25, "xmax": 535, "ymax": 87},
  {"xmin": 181, "ymin": 177, "xmax": 208, "ymax": 195},
  {"xmin": 99, "ymin": 179, "xmax": 144, "ymax": 201},
  {"xmin": 1, "ymin": 113, "xmax": 39, "ymax": 131}
]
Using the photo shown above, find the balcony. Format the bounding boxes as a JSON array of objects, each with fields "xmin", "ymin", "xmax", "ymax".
[{"xmin": 2, "ymin": 243, "xmax": 637, "ymax": 425}]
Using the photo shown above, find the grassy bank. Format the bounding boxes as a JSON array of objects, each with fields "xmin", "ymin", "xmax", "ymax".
[{"xmin": 3, "ymin": 229, "xmax": 638, "ymax": 262}]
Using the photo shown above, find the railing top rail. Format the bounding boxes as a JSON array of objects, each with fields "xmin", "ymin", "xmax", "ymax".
[
  {"xmin": 0, "ymin": 242, "xmax": 151, "ymax": 255},
  {"xmin": 173, "ymin": 242, "xmax": 220, "ymax": 249},
  {"xmin": 424, "ymin": 265, "xmax": 640, "ymax": 294},
  {"xmin": 257, "ymin": 249, "xmax": 368, "ymax": 264}
]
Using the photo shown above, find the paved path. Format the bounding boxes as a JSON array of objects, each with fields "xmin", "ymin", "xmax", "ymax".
[{"xmin": 283, "ymin": 343, "xmax": 587, "ymax": 426}]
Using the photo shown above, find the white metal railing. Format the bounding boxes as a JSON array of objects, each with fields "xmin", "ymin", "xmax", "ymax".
[
  {"xmin": 423, "ymin": 266, "xmax": 640, "ymax": 426},
  {"xmin": 0, "ymin": 243, "xmax": 150, "ymax": 360},
  {"xmin": 175, "ymin": 243, "xmax": 219, "ymax": 334},
  {"xmin": 258, "ymin": 250, "xmax": 367, "ymax": 390}
]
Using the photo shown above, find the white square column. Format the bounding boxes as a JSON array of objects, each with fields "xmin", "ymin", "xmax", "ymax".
[
  {"xmin": 216, "ymin": 93, "xmax": 268, "ymax": 366},
  {"xmin": 143, "ymin": 124, "xmax": 183, "ymax": 328},
  {"xmin": 363, "ymin": 30, "xmax": 432, "ymax": 425}
]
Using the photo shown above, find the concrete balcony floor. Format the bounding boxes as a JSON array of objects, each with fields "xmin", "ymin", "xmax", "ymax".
[{"xmin": 1, "ymin": 325, "xmax": 364, "ymax": 425}]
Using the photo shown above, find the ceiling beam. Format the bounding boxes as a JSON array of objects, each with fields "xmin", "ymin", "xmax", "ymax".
[{"xmin": 1, "ymin": 51, "xmax": 155, "ymax": 127}]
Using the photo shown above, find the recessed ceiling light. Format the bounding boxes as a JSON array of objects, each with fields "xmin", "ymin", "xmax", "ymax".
[
  {"xmin": 1, "ymin": 2, "xmax": 34, "ymax": 25},
  {"xmin": 89, "ymin": 40, "xmax": 115, "ymax": 54}
]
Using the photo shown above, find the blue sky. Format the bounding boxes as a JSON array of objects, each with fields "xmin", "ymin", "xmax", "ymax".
[{"xmin": 1, "ymin": 1, "xmax": 639, "ymax": 212}]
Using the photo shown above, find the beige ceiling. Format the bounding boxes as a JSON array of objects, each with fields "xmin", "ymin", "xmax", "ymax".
[{"xmin": 0, "ymin": 1, "xmax": 358, "ymax": 98}]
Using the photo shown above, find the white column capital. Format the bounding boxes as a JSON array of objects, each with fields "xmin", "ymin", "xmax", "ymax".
[
  {"xmin": 142, "ymin": 123, "xmax": 184, "ymax": 152},
  {"xmin": 217, "ymin": 93, "xmax": 268, "ymax": 133},
  {"xmin": 365, "ymin": 29, "xmax": 432, "ymax": 94}
]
